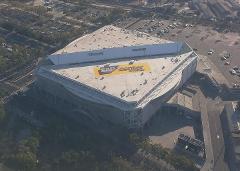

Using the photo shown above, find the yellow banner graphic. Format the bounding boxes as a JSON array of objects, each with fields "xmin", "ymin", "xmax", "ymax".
[{"xmin": 94, "ymin": 62, "xmax": 151, "ymax": 77}]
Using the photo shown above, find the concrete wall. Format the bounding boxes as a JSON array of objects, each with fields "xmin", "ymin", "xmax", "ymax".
[
  {"xmin": 140, "ymin": 56, "xmax": 197, "ymax": 127},
  {"xmin": 35, "ymin": 76, "xmax": 126, "ymax": 126},
  {"xmin": 35, "ymin": 74, "xmax": 178, "ymax": 128},
  {"xmin": 49, "ymin": 42, "xmax": 183, "ymax": 65},
  {"xmin": 180, "ymin": 55, "xmax": 197, "ymax": 87},
  {"xmin": 140, "ymin": 79, "xmax": 179, "ymax": 126},
  {"xmin": 37, "ymin": 67, "xmax": 134, "ymax": 110}
]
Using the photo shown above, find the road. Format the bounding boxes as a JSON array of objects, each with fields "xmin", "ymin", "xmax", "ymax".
[
  {"xmin": 199, "ymin": 90, "xmax": 214, "ymax": 171},
  {"xmin": 88, "ymin": 1, "xmax": 154, "ymax": 13},
  {"xmin": 51, "ymin": 0, "xmax": 153, "ymax": 13},
  {"xmin": 207, "ymin": 100, "xmax": 229, "ymax": 171},
  {"xmin": 221, "ymin": 102, "xmax": 239, "ymax": 171},
  {"xmin": 194, "ymin": 85, "xmax": 229, "ymax": 171}
]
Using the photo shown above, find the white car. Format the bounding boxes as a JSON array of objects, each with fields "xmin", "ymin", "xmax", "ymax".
[
  {"xmin": 208, "ymin": 49, "xmax": 215, "ymax": 55},
  {"xmin": 185, "ymin": 116, "xmax": 193, "ymax": 120},
  {"xmin": 221, "ymin": 56, "xmax": 227, "ymax": 60},
  {"xmin": 230, "ymin": 69, "xmax": 237, "ymax": 75},
  {"xmin": 208, "ymin": 51, "xmax": 213, "ymax": 55},
  {"xmin": 224, "ymin": 61, "xmax": 230, "ymax": 65}
]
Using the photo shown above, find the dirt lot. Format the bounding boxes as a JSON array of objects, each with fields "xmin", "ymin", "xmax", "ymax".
[
  {"xmin": 164, "ymin": 23, "xmax": 240, "ymax": 85},
  {"xmin": 122, "ymin": 18, "xmax": 240, "ymax": 86}
]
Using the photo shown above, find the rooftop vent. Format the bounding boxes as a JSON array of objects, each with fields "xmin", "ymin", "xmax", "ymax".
[
  {"xmin": 129, "ymin": 60, "xmax": 135, "ymax": 65},
  {"xmin": 131, "ymin": 89, "xmax": 139, "ymax": 96},
  {"xmin": 61, "ymin": 50, "xmax": 67, "ymax": 54},
  {"xmin": 143, "ymin": 79, "xmax": 147, "ymax": 85},
  {"xmin": 104, "ymin": 63, "xmax": 110, "ymax": 67},
  {"xmin": 120, "ymin": 91, "xmax": 125, "ymax": 98}
]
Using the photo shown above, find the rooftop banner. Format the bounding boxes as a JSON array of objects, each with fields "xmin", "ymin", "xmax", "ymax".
[{"xmin": 94, "ymin": 62, "xmax": 151, "ymax": 78}]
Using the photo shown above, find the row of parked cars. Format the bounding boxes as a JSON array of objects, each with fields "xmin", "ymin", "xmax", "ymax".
[
  {"xmin": 230, "ymin": 66, "xmax": 240, "ymax": 76},
  {"xmin": 137, "ymin": 20, "xmax": 182, "ymax": 36},
  {"xmin": 212, "ymin": 50, "xmax": 240, "ymax": 77},
  {"xmin": 208, "ymin": 49, "xmax": 240, "ymax": 78},
  {"xmin": 221, "ymin": 52, "xmax": 240, "ymax": 76}
]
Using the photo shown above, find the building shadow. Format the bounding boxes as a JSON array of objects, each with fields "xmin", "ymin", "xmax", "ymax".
[{"xmin": 143, "ymin": 105, "xmax": 202, "ymax": 141}]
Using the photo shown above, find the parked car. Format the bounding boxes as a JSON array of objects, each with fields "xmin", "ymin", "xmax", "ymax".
[
  {"xmin": 230, "ymin": 69, "xmax": 237, "ymax": 75},
  {"xmin": 208, "ymin": 49, "xmax": 214, "ymax": 55},
  {"xmin": 224, "ymin": 61, "xmax": 230, "ymax": 65},
  {"xmin": 221, "ymin": 56, "xmax": 227, "ymax": 60},
  {"xmin": 233, "ymin": 66, "xmax": 239, "ymax": 70}
]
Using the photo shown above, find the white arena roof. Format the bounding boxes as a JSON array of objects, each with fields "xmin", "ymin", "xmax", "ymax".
[
  {"xmin": 48, "ymin": 25, "xmax": 183, "ymax": 65},
  {"xmin": 38, "ymin": 25, "xmax": 197, "ymax": 110},
  {"xmin": 53, "ymin": 25, "xmax": 171, "ymax": 55},
  {"xmin": 50, "ymin": 51, "xmax": 192, "ymax": 103}
]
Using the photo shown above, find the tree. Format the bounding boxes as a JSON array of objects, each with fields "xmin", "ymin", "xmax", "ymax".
[
  {"xmin": 21, "ymin": 137, "xmax": 39, "ymax": 154},
  {"xmin": 60, "ymin": 150, "xmax": 81, "ymax": 166},
  {"xmin": 0, "ymin": 102, "xmax": 6, "ymax": 123},
  {"xmin": 0, "ymin": 55, "xmax": 7, "ymax": 72},
  {"xmin": 55, "ymin": 150, "xmax": 97, "ymax": 170},
  {"xmin": 128, "ymin": 133, "xmax": 141, "ymax": 145},
  {"xmin": 167, "ymin": 154, "xmax": 197, "ymax": 171},
  {"xmin": 13, "ymin": 150, "xmax": 37, "ymax": 171},
  {"xmin": 236, "ymin": 101, "xmax": 240, "ymax": 111},
  {"xmin": 6, "ymin": 149, "xmax": 37, "ymax": 171},
  {"xmin": 128, "ymin": 133, "xmax": 198, "ymax": 171},
  {"xmin": 5, "ymin": 136, "xmax": 39, "ymax": 171}
]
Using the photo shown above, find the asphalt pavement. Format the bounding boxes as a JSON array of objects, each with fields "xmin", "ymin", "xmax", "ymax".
[
  {"xmin": 207, "ymin": 100, "xmax": 229, "ymax": 171},
  {"xmin": 196, "ymin": 87, "xmax": 229, "ymax": 171}
]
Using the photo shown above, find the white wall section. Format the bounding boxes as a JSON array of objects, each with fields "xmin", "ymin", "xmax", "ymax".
[{"xmin": 49, "ymin": 42, "xmax": 183, "ymax": 65}]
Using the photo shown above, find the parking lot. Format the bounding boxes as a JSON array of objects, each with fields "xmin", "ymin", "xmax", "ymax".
[{"xmin": 117, "ymin": 17, "xmax": 240, "ymax": 87}]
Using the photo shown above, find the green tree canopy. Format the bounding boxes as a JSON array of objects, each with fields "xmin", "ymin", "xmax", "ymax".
[{"xmin": 0, "ymin": 103, "xmax": 6, "ymax": 123}]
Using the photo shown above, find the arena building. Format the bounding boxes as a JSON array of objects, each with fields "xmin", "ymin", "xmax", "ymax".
[{"xmin": 35, "ymin": 25, "xmax": 198, "ymax": 128}]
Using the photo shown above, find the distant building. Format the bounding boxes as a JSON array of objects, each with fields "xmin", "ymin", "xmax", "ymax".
[{"xmin": 35, "ymin": 25, "xmax": 198, "ymax": 128}]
